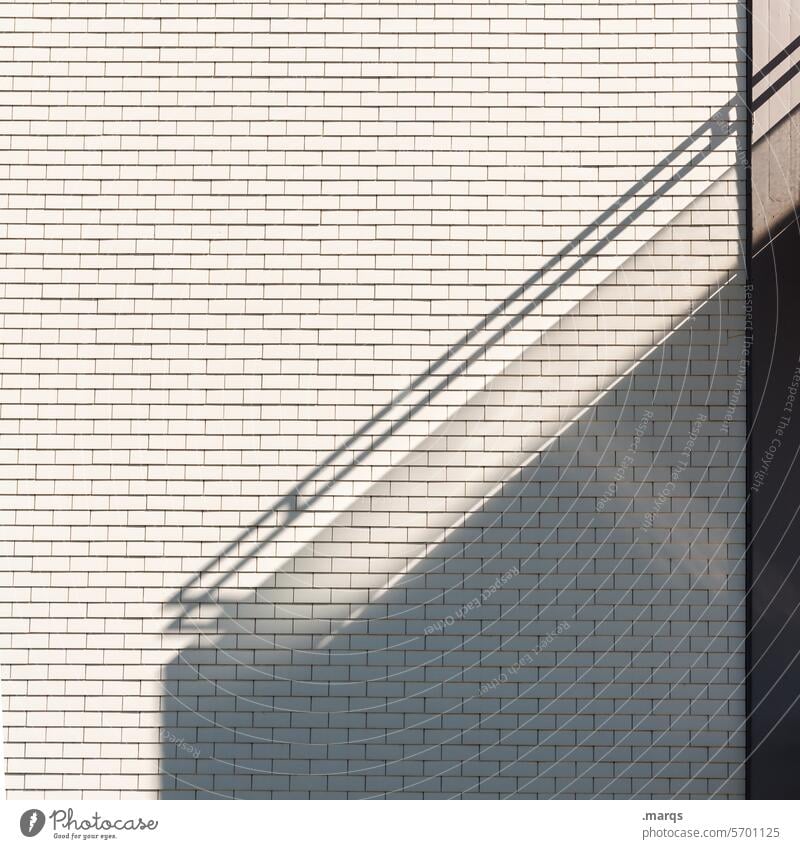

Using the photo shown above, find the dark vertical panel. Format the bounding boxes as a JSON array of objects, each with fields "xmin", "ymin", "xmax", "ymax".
[{"xmin": 749, "ymin": 0, "xmax": 800, "ymax": 800}]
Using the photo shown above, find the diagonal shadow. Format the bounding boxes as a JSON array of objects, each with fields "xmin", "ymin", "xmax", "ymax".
[
  {"xmin": 752, "ymin": 33, "xmax": 800, "ymax": 84},
  {"xmin": 169, "ymin": 94, "xmax": 746, "ymax": 618},
  {"xmin": 752, "ymin": 31, "xmax": 800, "ymax": 110},
  {"xmin": 160, "ymin": 142, "xmax": 748, "ymax": 794},
  {"xmin": 161, "ymin": 271, "xmax": 745, "ymax": 798},
  {"xmin": 167, "ymin": 158, "xmax": 743, "ymax": 640},
  {"xmin": 156, "ymin": 51, "xmax": 792, "ymax": 798}
]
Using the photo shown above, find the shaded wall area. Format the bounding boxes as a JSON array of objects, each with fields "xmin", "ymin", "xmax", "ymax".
[
  {"xmin": 162, "ymin": 172, "xmax": 747, "ymax": 797},
  {"xmin": 0, "ymin": 0, "xmax": 748, "ymax": 799}
]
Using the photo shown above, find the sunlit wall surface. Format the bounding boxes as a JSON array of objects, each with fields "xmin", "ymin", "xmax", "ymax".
[{"xmin": 0, "ymin": 1, "xmax": 746, "ymax": 798}]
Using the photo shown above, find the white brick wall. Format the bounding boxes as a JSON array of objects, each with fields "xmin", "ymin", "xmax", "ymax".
[{"xmin": 1, "ymin": 1, "xmax": 746, "ymax": 798}]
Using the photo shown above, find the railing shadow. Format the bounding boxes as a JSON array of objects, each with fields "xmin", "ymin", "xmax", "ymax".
[
  {"xmin": 157, "ymin": 32, "xmax": 800, "ymax": 794},
  {"xmin": 168, "ymin": 94, "xmax": 746, "ymax": 621},
  {"xmin": 161, "ymin": 273, "xmax": 746, "ymax": 797},
  {"xmin": 160, "ymin": 146, "xmax": 752, "ymax": 794}
]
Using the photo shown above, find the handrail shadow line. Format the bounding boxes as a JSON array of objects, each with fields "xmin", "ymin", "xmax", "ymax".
[
  {"xmin": 173, "ymin": 169, "xmax": 741, "ymax": 648},
  {"xmin": 752, "ymin": 60, "xmax": 800, "ymax": 110},
  {"xmin": 172, "ymin": 151, "xmax": 740, "ymax": 624},
  {"xmin": 317, "ymin": 277, "xmax": 739, "ymax": 650},
  {"xmin": 257, "ymin": 169, "xmax": 744, "ymax": 649},
  {"xmin": 158, "ymin": 276, "xmax": 740, "ymax": 783},
  {"xmin": 171, "ymin": 95, "xmax": 744, "ymax": 613},
  {"xmin": 752, "ymin": 34, "xmax": 800, "ymax": 85}
]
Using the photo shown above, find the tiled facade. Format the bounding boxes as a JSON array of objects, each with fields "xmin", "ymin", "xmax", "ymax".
[{"xmin": 1, "ymin": 1, "xmax": 746, "ymax": 798}]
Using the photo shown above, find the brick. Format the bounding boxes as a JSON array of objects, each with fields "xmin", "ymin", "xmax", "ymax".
[{"xmin": 0, "ymin": 0, "xmax": 745, "ymax": 801}]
